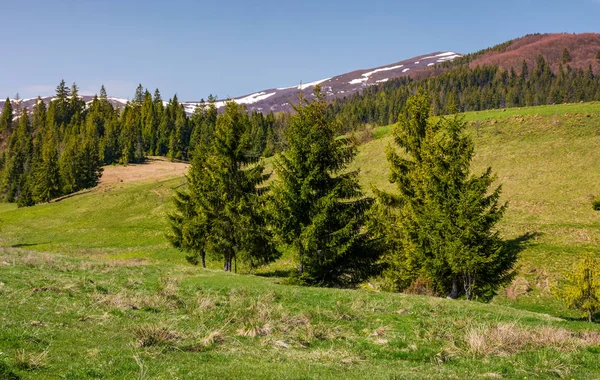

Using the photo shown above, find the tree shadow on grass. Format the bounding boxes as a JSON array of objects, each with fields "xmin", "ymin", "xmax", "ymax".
[
  {"xmin": 11, "ymin": 243, "xmax": 45, "ymax": 248},
  {"xmin": 506, "ymin": 231, "xmax": 543, "ymax": 257}
]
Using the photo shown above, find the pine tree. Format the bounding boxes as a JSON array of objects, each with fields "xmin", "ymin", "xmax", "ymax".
[
  {"xmin": 17, "ymin": 178, "xmax": 35, "ymax": 207},
  {"xmin": 34, "ymin": 127, "xmax": 61, "ymax": 202},
  {"xmin": 100, "ymin": 85, "xmax": 108, "ymax": 99},
  {"xmin": 555, "ymin": 254, "xmax": 600, "ymax": 322},
  {"xmin": 2, "ymin": 109, "xmax": 33, "ymax": 202},
  {"xmin": 134, "ymin": 84, "xmax": 145, "ymax": 104},
  {"xmin": 0, "ymin": 97, "xmax": 13, "ymax": 133},
  {"xmin": 31, "ymin": 97, "xmax": 47, "ymax": 132},
  {"xmin": 168, "ymin": 101, "xmax": 278, "ymax": 272},
  {"xmin": 141, "ymin": 91, "xmax": 156, "ymax": 154},
  {"xmin": 269, "ymin": 87, "xmax": 381, "ymax": 287},
  {"xmin": 372, "ymin": 91, "xmax": 516, "ymax": 300},
  {"xmin": 53, "ymin": 79, "xmax": 71, "ymax": 127},
  {"xmin": 562, "ymin": 48, "xmax": 572, "ymax": 64},
  {"xmin": 69, "ymin": 83, "xmax": 85, "ymax": 126}
]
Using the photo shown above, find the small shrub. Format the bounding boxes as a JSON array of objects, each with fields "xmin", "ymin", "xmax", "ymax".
[
  {"xmin": 133, "ymin": 325, "xmax": 180, "ymax": 348},
  {"xmin": 404, "ymin": 277, "xmax": 437, "ymax": 296},
  {"xmin": 554, "ymin": 254, "xmax": 600, "ymax": 322},
  {"xmin": 592, "ymin": 197, "xmax": 600, "ymax": 211}
]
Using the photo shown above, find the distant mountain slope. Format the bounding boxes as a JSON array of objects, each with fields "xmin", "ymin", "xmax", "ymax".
[
  {"xmin": 468, "ymin": 33, "xmax": 600, "ymax": 73},
  {"xmin": 3, "ymin": 33, "xmax": 600, "ymax": 117},
  {"xmin": 0, "ymin": 51, "xmax": 463, "ymax": 116},
  {"xmin": 179, "ymin": 51, "xmax": 463, "ymax": 114}
]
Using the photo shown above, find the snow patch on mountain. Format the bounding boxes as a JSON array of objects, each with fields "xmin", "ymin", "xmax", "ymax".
[
  {"xmin": 348, "ymin": 77, "xmax": 368, "ymax": 85},
  {"xmin": 277, "ymin": 78, "xmax": 331, "ymax": 91}
]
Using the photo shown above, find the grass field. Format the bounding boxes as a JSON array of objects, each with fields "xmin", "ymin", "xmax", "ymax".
[{"xmin": 1, "ymin": 102, "xmax": 600, "ymax": 378}]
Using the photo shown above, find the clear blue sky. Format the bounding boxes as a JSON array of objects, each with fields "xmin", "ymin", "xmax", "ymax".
[{"xmin": 1, "ymin": 0, "xmax": 599, "ymax": 101}]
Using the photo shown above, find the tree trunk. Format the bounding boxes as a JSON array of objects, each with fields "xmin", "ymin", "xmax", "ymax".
[
  {"xmin": 234, "ymin": 255, "xmax": 237, "ymax": 274},
  {"xmin": 589, "ymin": 310, "xmax": 593, "ymax": 323},
  {"xmin": 447, "ymin": 277, "xmax": 459, "ymax": 299},
  {"xmin": 201, "ymin": 254, "xmax": 206, "ymax": 269},
  {"xmin": 224, "ymin": 255, "xmax": 231, "ymax": 272},
  {"xmin": 297, "ymin": 244, "xmax": 304, "ymax": 275}
]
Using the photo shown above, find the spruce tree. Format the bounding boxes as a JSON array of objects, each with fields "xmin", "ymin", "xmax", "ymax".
[
  {"xmin": 562, "ymin": 48, "xmax": 572, "ymax": 64},
  {"xmin": 2, "ymin": 109, "xmax": 33, "ymax": 202},
  {"xmin": 141, "ymin": 91, "xmax": 156, "ymax": 154},
  {"xmin": 372, "ymin": 91, "xmax": 516, "ymax": 300},
  {"xmin": 0, "ymin": 97, "xmax": 13, "ymax": 133},
  {"xmin": 269, "ymin": 87, "xmax": 381, "ymax": 287},
  {"xmin": 168, "ymin": 101, "xmax": 278, "ymax": 271},
  {"xmin": 34, "ymin": 127, "xmax": 61, "ymax": 202},
  {"xmin": 53, "ymin": 79, "xmax": 71, "ymax": 127}
]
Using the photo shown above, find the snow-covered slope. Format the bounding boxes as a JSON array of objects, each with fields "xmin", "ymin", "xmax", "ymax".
[
  {"xmin": 180, "ymin": 51, "xmax": 463, "ymax": 114},
  {"xmin": 1, "ymin": 51, "xmax": 463, "ymax": 116}
]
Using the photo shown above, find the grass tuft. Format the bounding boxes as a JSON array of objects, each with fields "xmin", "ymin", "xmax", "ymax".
[
  {"xmin": 13, "ymin": 349, "xmax": 47, "ymax": 371},
  {"xmin": 133, "ymin": 325, "xmax": 180, "ymax": 348}
]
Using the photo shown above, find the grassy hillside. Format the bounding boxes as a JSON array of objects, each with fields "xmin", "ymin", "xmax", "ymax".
[
  {"xmin": 1, "ymin": 249, "xmax": 600, "ymax": 379},
  {"xmin": 1, "ymin": 102, "xmax": 600, "ymax": 377},
  {"xmin": 350, "ymin": 102, "xmax": 600, "ymax": 313}
]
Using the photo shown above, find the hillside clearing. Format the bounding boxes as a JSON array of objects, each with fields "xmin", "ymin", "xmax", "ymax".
[{"xmin": 99, "ymin": 157, "xmax": 189, "ymax": 185}]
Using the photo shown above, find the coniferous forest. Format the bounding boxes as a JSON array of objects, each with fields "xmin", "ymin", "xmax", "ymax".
[
  {"xmin": 0, "ymin": 81, "xmax": 288, "ymax": 207},
  {"xmin": 327, "ymin": 54, "xmax": 600, "ymax": 129}
]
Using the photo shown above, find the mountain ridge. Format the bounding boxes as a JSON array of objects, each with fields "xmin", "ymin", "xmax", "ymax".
[
  {"xmin": 0, "ymin": 51, "xmax": 463, "ymax": 116},
  {"xmin": 2, "ymin": 33, "xmax": 600, "ymax": 116}
]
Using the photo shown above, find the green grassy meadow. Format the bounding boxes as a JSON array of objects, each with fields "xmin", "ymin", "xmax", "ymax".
[{"xmin": 1, "ymin": 102, "xmax": 600, "ymax": 378}]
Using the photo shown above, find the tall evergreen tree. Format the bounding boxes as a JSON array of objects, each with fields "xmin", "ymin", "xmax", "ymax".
[
  {"xmin": 0, "ymin": 97, "xmax": 13, "ymax": 133},
  {"xmin": 53, "ymin": 79, "xmax": 71, "ymax": 127},
  {"xmin": 372, "ymin": 92, "xmax": 516, "ymax": 300},
  {"xmin": 269, "ymin": 87, "xmax": 381, "ymax": 287},
  {"xmin": 168, "ymin": 101, "xmax": 278, "ymax": 271},
  {"xmin": 562, "ymin": 48, "xmax": 572, "ymax": 64},
  {"xmin": 2, "ymin": 109, "xmax": 33, "ymax": 202}
]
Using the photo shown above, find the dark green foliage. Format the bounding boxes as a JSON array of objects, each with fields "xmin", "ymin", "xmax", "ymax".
[
  {"xmin": 372, "ymin": 92, "xmax": 516, "ymax": 301},
  {"xmin": 1, "ymin": 84, "xmax": 105, "ymax": 205},
  {"xmin": 269, "ymin": 87, "xmax": 382, "ymax": 287},
  {"xmin": 592, "ymin": 197, "xmax": 600, "ymax": 211},
  {"xmin": 327, "ymin": 55, "xmax": 600, "ymax": 128},
  {"xmin": 0, "ymin": 97, "xmax": 13, "ymax": 132},
  {"xmin": 33, "ymin": 128, "xmax": 61, "ymax": 202},
  {"xmin": 168, "ymin": 101, "xmax": 278, "ymax": 271},
  {"xmin": 1, "ymin": 109, "xmax": 34, "ymax": 202}
]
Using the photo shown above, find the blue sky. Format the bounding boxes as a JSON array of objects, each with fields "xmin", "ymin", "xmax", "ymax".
[{"xmin": 1, "ymin": 0, "xmax": 599, "ymax": 101}]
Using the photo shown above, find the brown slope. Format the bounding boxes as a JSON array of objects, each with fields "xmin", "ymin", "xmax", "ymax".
[{"xmin": 470, "ymin": 33, "xmax": 600, "ymax": 73}]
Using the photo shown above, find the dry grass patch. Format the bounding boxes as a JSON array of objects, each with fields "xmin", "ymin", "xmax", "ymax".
[
  {"xmin": 133, "ymin": 325, "xmax": 180, "ymax": 348},
  {"xmin": 455, "ymin": 322, "xmax": 600, "ymax": 358},
  {"xmin": 14, "ymin": 349, "xmax": 48, "ymax": 371}
]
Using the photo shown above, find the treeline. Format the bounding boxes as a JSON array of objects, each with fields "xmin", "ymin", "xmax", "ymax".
[
  {"xmin": 169, "ymin": 87, "xmax": 518, "ymax": 301},
  {"xmin": 0, "ymin": 81, "xmax": 290, "ymax": 206},
  {"xmin": 327, "ymin": 54, "xmax": 600, "ymax": 128}
]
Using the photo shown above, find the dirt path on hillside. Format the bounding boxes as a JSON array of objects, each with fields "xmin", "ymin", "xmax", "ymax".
[{"xmin": 99, "ymin": 157, "xmax": 189, "ymax": 185}]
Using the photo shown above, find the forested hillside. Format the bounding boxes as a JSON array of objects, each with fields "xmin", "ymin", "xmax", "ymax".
[
  {"xmin": 325, "ymin": 34, "xmax": 600, "ymax": 129},
  {"xmin": 0, "ymin": 82, "xmax": 289, "ymax": 206},
  {"xmin": 3, "ymin": 33, "xmax": 600, "ymax": 207}
]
